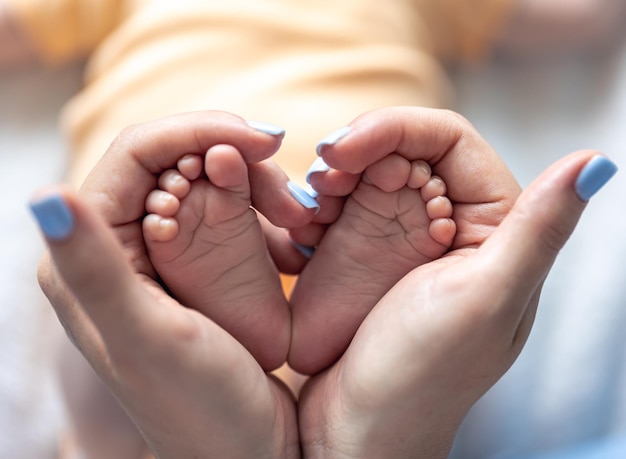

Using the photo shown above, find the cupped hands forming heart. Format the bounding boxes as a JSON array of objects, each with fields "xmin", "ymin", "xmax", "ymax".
[{"xmin": 34, "ymin": 107, "xmax": 603, "ymax": 458}]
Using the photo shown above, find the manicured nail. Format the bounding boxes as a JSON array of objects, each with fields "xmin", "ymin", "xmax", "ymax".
[
  {"xmin": 29, "ymin": 194, "xmax": 74, "ymax": 240},
  {"xmin": 306, "ymin": 157, "xmax": 330, "ymax": 184},
  {"xmin": 316, "ymin": 126, "xmax": 351, "ymax": 156},
  {"xmin": 289, "ymin": 239, "xmax": 315, "ymax": 259},
  {"xmin": 575, "ymin": 155, "xmax": 618, "ymax": 201},
  {"xmin": 246, "ymin": 120, "xmax": 286, "ymax": 137},
  {"xmin": 287, "ymin": 181, "xmax": 320, "ymax": 212},
  {"xmin": 304, "ymin": 184, "xmax": 319, "ymax": 199}
]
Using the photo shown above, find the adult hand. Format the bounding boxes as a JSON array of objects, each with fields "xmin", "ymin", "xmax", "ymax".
[
  {"xmin": 298, "ymin": 108, "xmax": 617, "ymax": 458},
  {"xmin": 32, "ymin": 112, "xmax": 309, "ymax": 459}
]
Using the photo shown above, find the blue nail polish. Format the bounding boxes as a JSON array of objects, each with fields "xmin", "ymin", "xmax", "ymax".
[
  {"xmin": 575, "ymin": 156, "xmax": 618, "ymax": 201},
  {"xmin": 289, "ymin": 239, "xmax": 315, "ymax": 259},
  {"xmin": 246, "ymin": 120, "xmax": 286, "ymax": 137},
  {"xmin": 287, "ymin": 181, "xmax": 320, "ymax": 212},
  {"xmin": 316, "ymin": 126, "xmax": 351, "ymax": 156},
  {"xmin": 305, "ymin": 157, "xmax": 330, "ymax": 184},
  {"xmin": 29, "ymin": 194, "xmax": 74, "ymax": 240},
  {"xmin": 304, "ymin": 184, "xmax": 319, "ymax": 199}
]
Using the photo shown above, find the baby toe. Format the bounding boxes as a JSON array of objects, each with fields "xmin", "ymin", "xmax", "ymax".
[
  {"xmin": 426, "ymin": 195, "xmax": 453, "ymax": 220},
  {"xmin": 421, "ymin": 176, "xmax": 447, "ymax": 201},
  {"xmin": 407, "ymin": 160, "xmax": 432, "ymax": 189},
  {"xmin": 145, "ymin": 189, "xmax": 180, "ymax": 217},
  {"xmin": 177, "ymin": 154, "xmax": 204, "ymax": 180},
  {"xmin": 429, "ymin": 217, "xmax": 457, "ymax": 247},
  {"xmin": 363, "ymin": 153, "xmax": 410, "ymax": 192},
  {"xmin": 158, "ymin": 169, "xmax": 192, "ymax": 199},
  {"xmin": 205, "ymin": 144, "xmax": 249, "ymax": 192},
  {"xmin": 143, "ymin": 214, "xmax": 179, "ymax": 242}
]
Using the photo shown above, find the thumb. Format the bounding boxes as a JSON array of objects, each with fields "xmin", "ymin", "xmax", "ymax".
[
  {"xmin": 30, "ymin": 186, "xmax": 152, "ymax": 350},
  {"xmin": 478, "ymin": 150, "xmax": 617, "ymax": 295}
]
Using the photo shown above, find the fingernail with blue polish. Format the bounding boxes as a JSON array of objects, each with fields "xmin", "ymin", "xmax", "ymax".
[
  {"xmin": 289, "ymin": 239, "xmax": 315, "ymax": 259},
  {"xmin": 287, "ymin": 181, "xmax": 320, "ymax": 212},
  {"xmin": 247, "ymin": 120, "xmax": 286, "ymax": 137},
  {"xmin": 306, "ymin": 157, "xmax": 330, "ymax": 184},
  {"xmin": 316, "ymin": 126, "xmax": 351, "ymax": 156},
  {"xmin": 575, "ymin": 156, "xmax": 618, "ymax": 201},
  {"xmin": 304, "ymin": 184, "xmax": 319, "ymax": 199},
  {"xmin": 29, "ymin": 194, "xmax": 74, "ymax": 240}
]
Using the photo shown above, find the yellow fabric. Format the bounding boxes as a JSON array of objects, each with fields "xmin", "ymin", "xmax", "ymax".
[
  {"xmin": 4, "ymin": 0, "xmax": 126, "ymax": 64},
  {"xmin": 6, "ymin": 0, "xmax": 515, "ymax": 185}
]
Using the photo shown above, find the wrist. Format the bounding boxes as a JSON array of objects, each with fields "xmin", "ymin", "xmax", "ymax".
[
  {"xmin": 299, "ymin": 376, "xmax": 463, "ymax": 459},
  {"xmin": 303, "ymin": 426, "xmax": 458, "ymax": 459}
]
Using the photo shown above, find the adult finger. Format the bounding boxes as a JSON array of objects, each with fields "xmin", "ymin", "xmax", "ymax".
[
  {"xmin": 31, "ymin": 186, "xmax": 167, "ymax": 359},
  {"xmin": 316, "ymin": 106, "xmax": 518, "ymax": 204},
  {"xmin": 317, "ymin": 107, "xmax": 490, "ymax": 170},
  {"xmin": 477, "ymin": 150, "xmax": 618, "ymax": 305},
  {"xmin": 249, "ymin": 159, "xmax": 319, "ymax": 228},
  {"xmin": 316, "ymin": 107, "xmax": 521, "ymax": 251},
  {"xmin": 81, "ymin": 112, "xmax": 286, "ymax": 225}
]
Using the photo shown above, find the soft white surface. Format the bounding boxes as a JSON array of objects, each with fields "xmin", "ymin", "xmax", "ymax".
[
  {"xmin": 0, "ymin": 65, "xmax": 81, "ymax": 458},
  {"xmin": 450, "ymin": 46, "xmax": 626, "ymax": 458},
  {"xmin": 0, "ymin": 44, "xmax": 624, "ymax": 458}
]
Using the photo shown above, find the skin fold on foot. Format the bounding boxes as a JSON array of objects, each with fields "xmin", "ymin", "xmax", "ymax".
[
  {"xmin": 289, "ymin": 154, "xmax": 456, "ymax": 375},
  {"xmin": 143, "ymin": 145, "xmax": 291, "ymax": 371}
]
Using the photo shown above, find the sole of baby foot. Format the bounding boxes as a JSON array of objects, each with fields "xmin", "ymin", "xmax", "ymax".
[
  {"xmin": 289, "ymin": 157, "xmax": 456, "ymax": 375},
  {"xmin": 143, "ymin": 146, "xmax": 290, "ymax": 371}
]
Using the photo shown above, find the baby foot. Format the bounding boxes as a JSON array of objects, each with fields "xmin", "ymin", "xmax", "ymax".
[
  {"xmin": 289, "ymin": 154, "xmax": 456, "ymax": 374},
  {"xmin": 142, "ymin": 145, "xmax": 290, "ymax": 371}
]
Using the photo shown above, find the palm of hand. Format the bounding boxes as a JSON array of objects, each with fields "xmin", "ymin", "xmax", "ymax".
[
  {"xmin": 54, "ymin": 114, "xmax": 302, "ymax": 458},
  {"xmin": 292, "ymin": 108, "xmax": 529, "ymax": 456}
]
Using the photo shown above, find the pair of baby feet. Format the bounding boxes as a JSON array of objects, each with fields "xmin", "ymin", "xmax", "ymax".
[{"xmin": 143, "ymin": 141, "xmax": 456, "ymax": 375}]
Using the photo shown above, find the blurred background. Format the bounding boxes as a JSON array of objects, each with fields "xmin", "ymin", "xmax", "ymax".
[
  {"xmin": 0, "ymin": 63, "xmax": 81, "ymax": 457},
  {"xmin": 1, "ymin": 16, "xmax": 625, "ymax": 459},
  {"xmin": 450, "ymin": 46, "xmax": 626, "ymax": 458}
]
